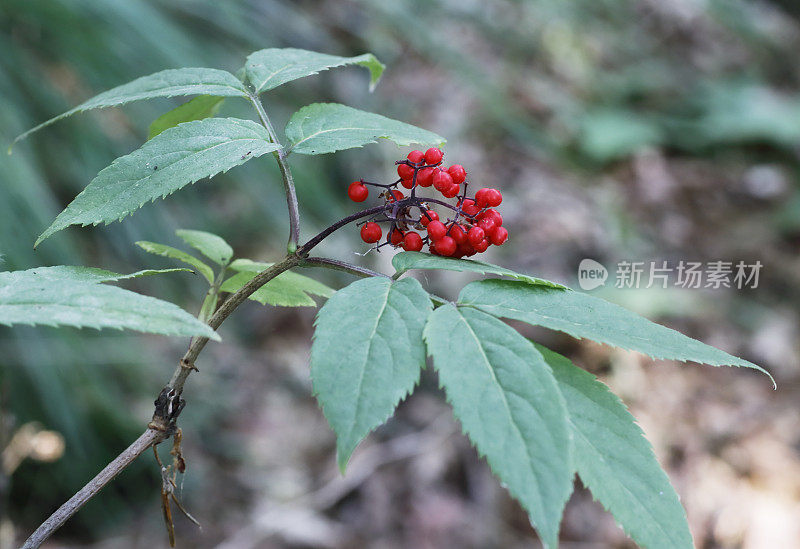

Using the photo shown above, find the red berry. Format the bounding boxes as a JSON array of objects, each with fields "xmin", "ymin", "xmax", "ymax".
[
  {"xmin": 474, "ymin": 188, "xmax": 490, "ymax": 209},
  {"xmin": 460, "ymin": 198, "xmax": 480, "ymax": 217},
  {"xmin": 397, "ymin": 163, "xmax": 415, "ymax": 180},
  {"xmin": 484, "ymin": 188, "xmax": 503, "ymax": 207},
  {"xmin": 441, "ymin": 183, "xmax": 460, "ymax": 198},
  {"xmin": 390, "ymin": 228, "xmax": 404, "ymax": 246},
  {"xmin": 457, "ymin": 241, "xmax": 475, "ymax": 257},
  {"xmin": 407, "ymin": 150, "xmax": 424, "ymax": 164},
  {"xmin": 400, "ymin": 178, "xmax": 414, "ymax": 189},
  {"xmin": 435, "ymin": 235, "xmax": 456, "ymax": 256},
  {"xmin": 424, "ymin": 147, "xmax": 444, "ymax": 165},
  {"xmin": 403, "ymin": 231, "xmax": 423, "ymax": 251},
  {"xmin": 447, "ymin": 164, "xmax": 466, "ymax": 184},
  {"xmin": 417, "ymin": 167, "xmax": 435, "ymax": 187},
  {"xmin": 388, "ymin": 189, "xmax": 404, "ymax": 202},
  {"xmin": 420, "ymin": 210, "xmax": 439, "ymax": 226},
  {"xmin": 347, "ymin": 181, "xmax": 369, "ymax": 202},
  {"xmin": 360, "ymin": 222, "xmax": 382, "ymax": 243},
  {"xmin": 474, "ymin": 238, "xmax": 489, "ymax": 253},
  {"xmin": 467, "ymin": 226, "xmax": 485, "ymax": 247},
  {"xmin": 488, "ymin": 226, "xmax": 508, "ymax": 245},
  {"xmin": 426, "ymin": 220, "xmax": 447, "ymax": 241},
  {"xmin": 433, "ymin": 170, "xmax": 454, "ymax": 192},
  {"xmin": 477, "ymin": 209, "xmax": 503, "ymax": 230},
  {"xmin": 449, "ymin": 224, "xmax": 467, "ymax": 244}
]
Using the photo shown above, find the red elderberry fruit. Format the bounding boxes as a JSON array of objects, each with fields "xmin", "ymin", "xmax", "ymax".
[
  {"xmin": 420, "ymin": 210, "xmax": 439, "ymax": 226},
  {"xmin": 400, "ymin": 178, "xmax": 414, "ymax": 189},
  {"xmin": 426, "ymin": 220, "xmax": 447, "ymax": 241},
  {"xmin": 488, "ymin": 226, "xmax": 509, "ymax": 245},
  {"xmin": 447, "ymin": 164, "xmax": 466, "ymax": 184},
  {"xmin": 476, "ymin": 188, "xmax": 502, "ymax": 208},
  {"xmin": 435, "ymin": 235, "xmax": 457, "ymax": 256},
  {"xmin": 433, "ymin": 170, "xmax": 454, "ymax": 192},
  {"xmin": 477, "ymin": 208, "xmax": 503, "ymax": 229},
  {"xmin": 441, "ymin": 183, "xmax": 460, "ymax": 198},
  {"xmin": 459, "ymin": 198, "xmax": 480, "ymax": 217},
  {"xmin": 347, "ymin": 181, "xmax": 368, "ymax": 202},
  {"xmin": 361, "ymin": 222, "xmax": 382, "ymax": 243},
  {"xmin": 390, "ymin": 228, "xmax": 404, "ymax": 246},
  {"xmin": 449, "ymin": 224, "xmax": 467, "ymax": 244},
  {"xmin": 403, "ymin": 231, "xmax": 423, "ymax": 251},
  {"xmin": 467, "ymin": 226, "xmax": 485, "ymax": 247},
  {"xmin": 397, "ymin": 163, "xmax": 415, "ymax": 180},
  {"xmin": 474, "ymin": 238, "xmax": 489, "ymax": 253},
  {"xmin": 407, "ymin": 150, "xmax": 425, "ymax": 164},
  {"xmin": 424, "ymin": 147, "xmax": 444, "ymax": 165},
  {"xmin": 388, "ymin": 189, "xmax": 404, "ymax": 202},
  {"xmin": 417, "ymin": 167, "xmax": 435, "ymax": 187}
]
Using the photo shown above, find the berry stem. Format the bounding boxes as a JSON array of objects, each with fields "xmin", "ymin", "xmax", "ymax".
[{"xmin": 296, "ymin": 204, "xmax": 392, "ymax": 257}]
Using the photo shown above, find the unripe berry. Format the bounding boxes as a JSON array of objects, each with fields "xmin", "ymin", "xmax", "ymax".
[
  {"xmin": 397, "ymin": 163, "xmax": 414, "ymax": 180},
  {"xmin": 420, "ymin": 210, "xmax": 439, "ymax": 226},
  {"xmin": 447, "ymin": 164, "xmax": 466, "ymax": 184},
  {"xmin": 402, "ymin": 231, "xmax": 423, "ymax": 251},
  {"xmin": 417, "ymin": 167, "xmax": 435, "ymax": 187},
  {"xmin": 360, "ymin": 222, "xmax": 382, "ymax": 243},
  {"xmin": 424, "ymin": 147, "xmax": 444, "ymax": 165},
  {"xmin": 467, "ymin": 226, "xmax": 485, "ymax": 247},
  {"xmin": 433, "ymin": 169, "xmax": 454, "ymax": 192},
  {"xmin": 449, "ymin": 224, "xmax": 467, "ymax": 244},
  {"xmin": 347, "ymin": 181, "xmax": 368, "ymax": 202},
  {"xmin": 441, "ymin": 183, "xmax": 460, "ymax": 198},
  {"xmin": 407, "ymin": 150, "xmax": 425, "ymax": 164},
  {"xmin": 488, "ymin": 226, "xmax": 509, "ymax": 245},
  {"xmin": 426, "ymin": 220, "xmax": 447, "ymax": 241},
  {"xmin": 400, "ymin": 178, "xmax": 414, "ymax": 189},
  {"xmin": 474, "ymin": 238, "xmax": 489, "ymax": 253},
  {"xmin": 435, "ymin": 235, "xmax": 456, "ymax": 256},
  {"xmin": 390, "ymin": 228, "xmax": 404, "ymax": 246}
]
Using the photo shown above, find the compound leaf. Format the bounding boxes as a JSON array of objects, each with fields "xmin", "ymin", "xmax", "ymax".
[
  {"xmin": 311, "ymin": 277, "xmax": 431, "ymax": 471},
  {"xmin": 424, "ymin": 304, "xmax": 572, "ymax": 548},
  {"xmin": 285, "ymin": 103, "xmax": 444, "ymax": 155},
  {"xmin": 13, "ymin": 265, "xmax": 193, "ymax": 283},
  {"xmin": 392, "ymin": 251, "xmax": 565, "ymax": 288},
  {"xmin": 537, "ymin": 344, "xmax": 693, "ymax": 549},
  {"xmin": 148, "ymin": 95, "xmax": 225, "ymax": 139},
  {"xmin": 245, "ymin": 48, "xmax": 384, "ymax": 93},
  {"xmin": 0, "ymin": 268, "xmax": 219, "ymax": 340},
  {"xmin": 459, "ymin": 279, "xmax": 773, "ymax": 385},
  {"xmin": 175, "ymin": 229, "xmax": 233, "ymax": 267},
  {"xmin": 13, "ymin": 68, "xmax": 248, "ymax": 146},
  {"xmin": 36, "ymin": 118, "xmax": 279, "ymax": 246},
  {"xmin": 136, "ymin": 241, "xmax": 215, "ymax": 284},
  {"xmin": 220, "ymin": 259, "xmax": 334, "ymax": 307}
]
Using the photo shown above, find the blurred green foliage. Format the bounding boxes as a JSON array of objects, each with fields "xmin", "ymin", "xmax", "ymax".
[{"xmin": 2, "ymin": 0, "xmax": 799, "ymax": 542}]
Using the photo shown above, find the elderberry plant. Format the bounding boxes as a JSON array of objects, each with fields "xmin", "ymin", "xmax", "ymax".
[{"xmin": 5, "ymin": 48, "xmax": 773, "ymax": 549}]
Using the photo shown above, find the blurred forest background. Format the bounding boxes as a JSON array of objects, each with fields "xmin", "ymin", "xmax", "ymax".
[{"xmin": 2, "ymin": 0, "xmax": 800, "ymax": 547}]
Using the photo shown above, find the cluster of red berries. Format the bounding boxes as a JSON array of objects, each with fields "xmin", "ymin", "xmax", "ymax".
[{"xmin": 346, "ymin": 147, "xmax": 507, "ymax": 257}]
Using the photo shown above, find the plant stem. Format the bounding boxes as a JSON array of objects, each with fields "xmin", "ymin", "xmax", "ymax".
[
  {"xmin": 249, "ymin": 94, "xmax": 300, "ymax": 252},
  {"xmin": 300, "ymin": 257, "xmax": 390, "ymax": 279},
  {"xmin": 296, "ymin": 204, "xmax": 392, "ymax": 257}
]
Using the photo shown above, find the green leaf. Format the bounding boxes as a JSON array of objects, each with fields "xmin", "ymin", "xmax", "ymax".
[
  {"xmin": 311, "ymin": 277, "xmax": 432, "ymax": 470},
  {"xmin": 175, "ymin": 229, "xmax": 233, "ymax": 267},
  {"xmin": 35, "ymin": 118, "xmax": 279, "ymax": 246},
  {"xmin": 392, "ymin": 251, "xmax": 566, "ymax": 288},
  {"xmin": 459, "ymin": 279, "xmax": 774, "ymax": 386},
  {"xmin": 219, "ymin": 260, "xmax": 334, "ymax": 307},
  {"xmin": 148, "ymin": 95, "xmax": 225, "ymax": 139},
  {"xmin": 423, "ymin": 304, "xmax": 572, "ymax": 548},
  {"xmin": 245, "ymin": 48, "xmax": 384, "ymax": 94},
  {"xmin": 136, "ymin": 241, "xmax": 215, "ymax": 284},
  {"xmin": 12, "ymin": 68, "xmax": 248, "ymax": 146},
  {"xmin": 285, "ymin": 103, "xmax": 445, "ymax": 155},
  {"xmin": 14, "ymin": 265, "xmax": 193, "ymax": 283},
  {"xmin": 0, "ymin": 269, "xmax": 219, "ymax": 340},
  {"xmin": 536, "ymin": 344, "xmax": 693, "ymax": 549}
]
